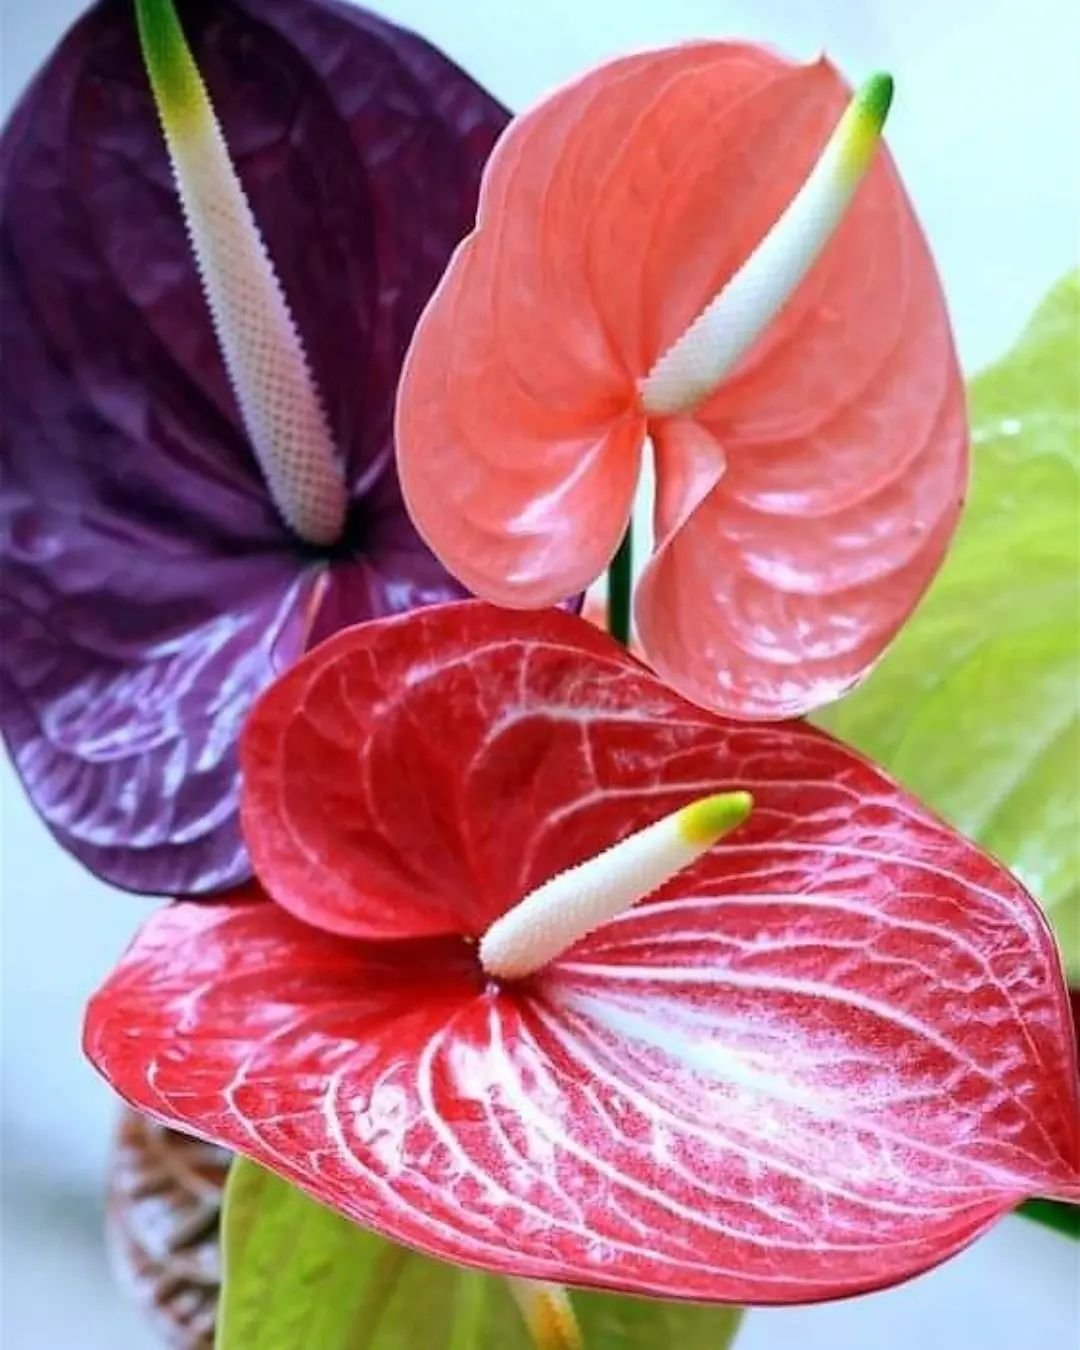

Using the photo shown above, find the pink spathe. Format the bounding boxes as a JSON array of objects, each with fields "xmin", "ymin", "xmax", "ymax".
[{"xmin": 395, "ymin": 43, "xmax": 967, "ymax": 719}]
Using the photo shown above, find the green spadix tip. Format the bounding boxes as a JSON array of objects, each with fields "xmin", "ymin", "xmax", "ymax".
[
  {"xmin": 857, "ymin": 72, "xmax": 894, "ymax": 132},
  {"xmin": 135, "ymin": 0, "xmax": 200, "ymax": 120},
  {"xmin": 678, "ymin": 791, "xmax": 754, "ymax": 845}
]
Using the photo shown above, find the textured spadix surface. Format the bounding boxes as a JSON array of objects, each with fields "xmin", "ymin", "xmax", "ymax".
[
  {"xmin": 86, "ymin": 605, "xmax": 1079, "ymax": 1304},
  {"xmin": 396, "ymin": 43, "xmax": 967, "ymax": 719},
  {"xmin": 0, "ymin": 0, "xmax": 506, "ymax": 894}
]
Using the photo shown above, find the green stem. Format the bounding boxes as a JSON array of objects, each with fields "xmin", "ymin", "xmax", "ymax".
[
  {"xmin": 606, "ymin": 524, "xmax": 633, "ymax": 647},
  {"xmin": 1018, "ymin": 1198, "xmax": 1080, "ymax": 1238}
]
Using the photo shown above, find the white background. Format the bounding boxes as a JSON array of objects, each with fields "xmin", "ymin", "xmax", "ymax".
[{"xmin": 1, "ymin": 1, "xmax": 1078, "ymax": 1347}]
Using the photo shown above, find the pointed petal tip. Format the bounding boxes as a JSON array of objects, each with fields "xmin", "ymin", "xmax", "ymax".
[{"xmin": 678, "ymin": 790, "xmax": 753, "ymax": 845}]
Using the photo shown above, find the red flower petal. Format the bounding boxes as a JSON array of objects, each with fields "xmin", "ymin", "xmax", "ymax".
[
  {"xmin": 395, "ymin": 44, "xmax": 966, "ymax": 719},
  {"xmin": 90, "ymin": 605, "xmax": 1068, "ymax": 1299},
  {"xmin": 240, "ymin": 603, "xmax": 659, "ymax": 939},
  {"xmin": 85, "ymin": 862, "xmax": 1078, "ymax": 1305}
]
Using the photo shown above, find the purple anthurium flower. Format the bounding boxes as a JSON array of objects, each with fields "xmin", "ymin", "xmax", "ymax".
[{"xmin": 0, "ymin": 0, "xmax": 508, "ymax": 895}]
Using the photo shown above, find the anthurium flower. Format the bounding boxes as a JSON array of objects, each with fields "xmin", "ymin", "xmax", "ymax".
[
  {"xmin": 0, "ymin": 0, "xmax": 507, "ymax": 894},
  {"xmin": 396, "ymin": 45, "xmax": 968, "ymax": 720},
  {"xmin": 86, "ymin": 604, "xmax": 1079, "ymax": 1305}
]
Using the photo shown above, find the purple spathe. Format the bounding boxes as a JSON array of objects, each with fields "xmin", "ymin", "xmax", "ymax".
[{"xmin": 0, "ymin": 0, "xmax": 508, "ymax": 894}]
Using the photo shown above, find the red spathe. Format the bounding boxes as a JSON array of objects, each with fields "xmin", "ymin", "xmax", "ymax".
[{"xmin": 85, "ymin": 605, "xmax": 1078, "ymax": 1304}]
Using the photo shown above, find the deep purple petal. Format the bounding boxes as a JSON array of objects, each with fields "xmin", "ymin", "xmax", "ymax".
[
  {"xmin": 0, "ymin": 552, "xmax": 315, "ymax": 894},
  {"xmin": 0, "ymin": 0, "xmax": 507, "ymax": 894}
]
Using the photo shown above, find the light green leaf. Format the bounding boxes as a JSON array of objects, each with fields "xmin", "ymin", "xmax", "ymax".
[
  {"xmin": 818, "ymin": 271, "xmax": 1080, "ymax": 977},
  {"xmin": 217, "ymin": 1159, "xmax": 742, "ymax": 1350},
  {"xmin": 571, "ymin": 1287, "xmax": 742, "ymax": 1348}
]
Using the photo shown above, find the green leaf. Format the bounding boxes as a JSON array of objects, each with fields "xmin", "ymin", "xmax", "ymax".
[
  {"xmin": 217, "ymin": 1159, "xmax": 742, "ymax": 1350},
  {"xmin": 818, "ymin": 272, "xmax": 1080, "ymax": 979},
  {"xmin": 571, "ymin": 1288, "xmax": 742, "ymax": 1348}
]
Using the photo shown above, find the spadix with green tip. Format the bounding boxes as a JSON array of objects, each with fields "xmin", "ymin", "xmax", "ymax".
[
  {"xmin": 135, "ymin": 0, "xmax": 346, "ymax": 546},
  {"xmin": 640, "ymin": 72, "xmax": 894, "ymax": 415},
  {"xmin": 480, "ymin": 790, "xmax": 753, "ymax": 980}
]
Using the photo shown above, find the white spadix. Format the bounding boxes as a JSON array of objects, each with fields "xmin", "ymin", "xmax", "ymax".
[
  {"xmin": 480, "ymin": 791, "xmax": 752, "ymax": 981},
  {"xmin": 135, "ymin": 0, "xmax": 346, "ymax": 546},
  {"xmin": 639, "ymin": 72, "xmax": 894, "ymax": 416}
]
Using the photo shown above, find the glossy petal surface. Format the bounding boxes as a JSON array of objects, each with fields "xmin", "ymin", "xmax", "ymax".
[
  {"xmin": 820, "ymin": 272, "xmax": 1080, "ymax": 977},
  {"xmin": 396, "ymin": 43, "xmax": 966, "ymax": 718},
  {"xmin": 0, "ymin": 0, "xmax": 506, "ymax": 893},
  {"xmin": 88, "ymin": 606, "xmax": 1079, "ymax": 1303}
]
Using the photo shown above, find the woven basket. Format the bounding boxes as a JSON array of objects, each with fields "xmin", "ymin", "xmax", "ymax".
[{"xmin": 106, "ymin": 1109, "xmax": 229, "ymax": 1349}]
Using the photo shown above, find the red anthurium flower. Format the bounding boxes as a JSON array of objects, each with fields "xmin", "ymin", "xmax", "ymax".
[
  {"xmin": 86, "ymin": 604, "xmax": 1079, "ymax": 1305},
  {"xmin": 396, "ymin": 45, "xmax": 968, "ymax": 720},
  {"xmin": 0, "ymin": 0, "xmax": 507, "ymax": 894}
]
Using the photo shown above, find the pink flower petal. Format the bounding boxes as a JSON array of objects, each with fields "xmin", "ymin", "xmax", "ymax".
[
  {"xmin": 397, "ymin": 44, "xmax": 793, "ymax": 606},
  {"xmin": 395, "ymin": 44, "xmax": 967, "ymax": 718},
  {"xmin": 637, "ymin": 128, "xmax": 967, "ymax": 715}
]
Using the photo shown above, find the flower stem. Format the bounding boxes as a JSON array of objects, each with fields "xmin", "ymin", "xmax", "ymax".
[
  {"xmin": 606, "ymin": 524, "xmax": 633, "ymax": 647},
  {"xmin": 506, "ymin": 1277, "xmax": 583, "ymax": 1349}
]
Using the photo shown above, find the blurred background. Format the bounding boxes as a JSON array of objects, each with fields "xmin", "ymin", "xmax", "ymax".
[{"xmin": 1, "ymin": 1, "xmax": 1078, "ymax": 1346}]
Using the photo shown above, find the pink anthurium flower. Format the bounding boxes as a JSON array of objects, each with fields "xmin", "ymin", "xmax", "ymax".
[
  {"xmin": 0, "ymin": 0, "xmax": 507, "ymax": 894},
  {"xmin": 395, "ymin": 45, "xmax": 968, "ymax": 720},
  {"xmin": 85, "ymin": 603, "xmax": 1079, "ymax": 1305}
]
